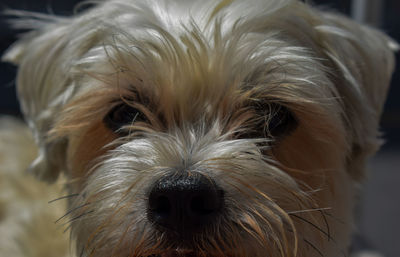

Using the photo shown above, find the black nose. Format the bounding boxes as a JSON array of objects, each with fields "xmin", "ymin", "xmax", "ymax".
[{"xmin": 147, "ymin": 172, "xmax": 224, "ymax": 234}]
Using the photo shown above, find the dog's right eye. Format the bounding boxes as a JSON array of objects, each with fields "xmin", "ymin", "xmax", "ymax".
[{"xmin": 104, "ymin": 103, "xmax": 147, "ymax": 134}]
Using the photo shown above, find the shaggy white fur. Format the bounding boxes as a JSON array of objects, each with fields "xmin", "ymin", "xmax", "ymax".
[{"xmin": 1, "ymin": 0, "xmax": 397, "ymax": 256}]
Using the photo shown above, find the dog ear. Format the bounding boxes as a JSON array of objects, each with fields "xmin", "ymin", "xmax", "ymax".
[
  {"xmin": 2, "ymin": 13, "xmax": 73, "ymax": 182},
  {"xmin": 315, "ymin": 12, "xmax": 398, "ymax": 179}
]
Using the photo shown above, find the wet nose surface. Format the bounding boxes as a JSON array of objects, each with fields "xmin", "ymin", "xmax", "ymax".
[{"xmin": 147, "ymin": 172, "xmax": 224, "ymax": 234}]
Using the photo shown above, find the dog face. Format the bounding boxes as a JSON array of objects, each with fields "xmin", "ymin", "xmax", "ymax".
[{"xmin": 4, "ymin": 0, "xmax": 397, "ymax": 256}]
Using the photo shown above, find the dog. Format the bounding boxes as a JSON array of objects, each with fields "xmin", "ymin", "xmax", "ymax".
[{"xmin": 1, "ymin": 0, "xmax": 397, "ymax": 256}]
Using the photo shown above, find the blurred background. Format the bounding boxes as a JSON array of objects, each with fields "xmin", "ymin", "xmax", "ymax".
[{"xmin": 0, "ymin": 0, "xmax": 399, "ymax": 256}]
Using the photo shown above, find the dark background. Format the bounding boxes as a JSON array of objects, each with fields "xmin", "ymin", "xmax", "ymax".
[{"xmin": 0, "ymin": 1, "xmax": 399, "ymax": 256}]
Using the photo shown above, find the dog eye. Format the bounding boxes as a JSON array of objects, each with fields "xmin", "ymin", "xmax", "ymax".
[
  {"xmin": 104, "ymin": 103, "xmax": 147, "ymax": 134},
  {"xmin": 263, "ymin": 104, "xmax": 297, "ymax": 139},
  {"xmin": 236, "ymin": 103, "xmax": 297, "ymax": 141}
]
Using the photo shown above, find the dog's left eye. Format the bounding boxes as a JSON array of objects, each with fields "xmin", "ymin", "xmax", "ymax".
[
  {"xmin": 240, "ymin": 103, "xmax": 297, "ymax": 141},
  {"xmin": 263, "ymin": 104, "xmax": 297, "ymax": 139},
  {"xmin": 104, "ymin": 103, "xmax": 147, "ymax": 133}
]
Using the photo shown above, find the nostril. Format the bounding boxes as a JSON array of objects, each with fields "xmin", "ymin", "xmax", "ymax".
[
  {"xmin": 149, "ymin": 194, "xmax": 172, "ymax": 220},
  {"xmin": 189, "ymin": 190, "xmax": 223, "ymax": 216}
]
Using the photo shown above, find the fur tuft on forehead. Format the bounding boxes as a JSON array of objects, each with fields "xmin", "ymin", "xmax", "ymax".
[{"xmin": 50, "ymin": 1, "xmax": 344, "ymax": 136}]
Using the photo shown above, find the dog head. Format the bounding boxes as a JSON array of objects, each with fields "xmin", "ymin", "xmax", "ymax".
[{"xmin": 4, "ymin": 0, "xmax": 397, "ymax": 256}]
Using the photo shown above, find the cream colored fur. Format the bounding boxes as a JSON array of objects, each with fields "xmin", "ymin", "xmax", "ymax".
[{"xmin": 1, "ymin": 0, "xmax": 397, "ymax": 256}]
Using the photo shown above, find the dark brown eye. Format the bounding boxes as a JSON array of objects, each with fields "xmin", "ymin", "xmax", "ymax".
[
  {"xmin": 238, "ymin": 102, "xmax": 297, "ymax": 140},
  {"xmin": 104, "ymin": 103, "xmax": 147, "ymax": 134},
  {"xmin": 263, "ymin": 103, "xmax": 297, "ymax": 139}
]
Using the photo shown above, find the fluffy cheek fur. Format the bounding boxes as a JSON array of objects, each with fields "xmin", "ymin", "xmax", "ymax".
[
  {"xmin": 59, "ymin": 105, "xmax": 352, "ymax": 257},
  {"xmin": 66, "ymin": 121, "xmax": 117, "ymax": 189},
  {"xmin": 272, "ymin": 110, "xmax": 353, "ymax": 257}
]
